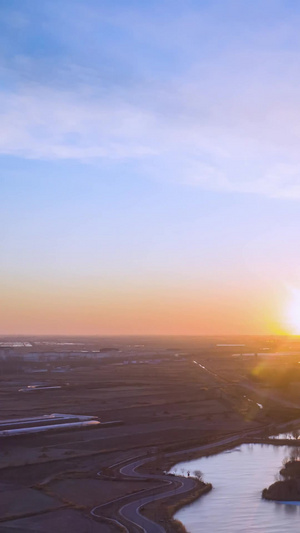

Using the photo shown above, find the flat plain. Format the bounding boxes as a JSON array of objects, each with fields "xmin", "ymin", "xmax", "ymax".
[{"xmin": 0, "ymin": 336, "xmax": 299, "ymax": 532}]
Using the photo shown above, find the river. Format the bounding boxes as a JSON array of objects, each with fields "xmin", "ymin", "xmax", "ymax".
[{"xmin": 171, "ymin": 442, "xmax": 300, "ymax": 532}]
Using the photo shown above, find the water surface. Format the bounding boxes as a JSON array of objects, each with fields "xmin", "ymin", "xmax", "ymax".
[{"xmin": 171, "ymin": 443, "xmax": 300, "ymax": 532}]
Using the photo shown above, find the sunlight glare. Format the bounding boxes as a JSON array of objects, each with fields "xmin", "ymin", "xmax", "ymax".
[{"xmin": 284, "ymin": 288, "xmax": 300, "ymax": 334}]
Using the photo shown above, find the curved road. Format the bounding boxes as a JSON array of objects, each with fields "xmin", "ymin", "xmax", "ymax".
[
  {"xmin": 90, "ymin": 360, "xmax": 300, "ymax": 531},
  {"xmin": 91, "ymin": 455, "xmax": 194, "ymax": 532},
  {"xmin": 119, "ymin": 458, "xmax": 195, "ymax": 532},
  {"xmin": 91, "ymin": 429, "xmax": 265, "ymax": 532}
]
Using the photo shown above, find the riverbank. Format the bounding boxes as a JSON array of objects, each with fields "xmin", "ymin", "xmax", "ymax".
[
  {"xmin": 263, "ymin": 459, "xmax": 300, "ymax": 502},
  {"xmin": 142, "ymin": 478, "xmax": 212, "ymax": 533},
  {"xmin": 159, "ymin": 482, "xmax": 213, "ymax": 533},
  {"xmin": 262, "ymin": 478, "xmax": 300, "ymax": 501}
]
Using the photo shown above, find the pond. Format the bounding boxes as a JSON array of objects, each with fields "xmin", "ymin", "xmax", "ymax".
[{"xmin": 170, "ymin": 443, "xmax": 300, "ymax": 532}]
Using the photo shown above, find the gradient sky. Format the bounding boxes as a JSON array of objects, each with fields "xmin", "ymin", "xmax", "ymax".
[{"xmin": 1, "ymin": 0, "xmax": 300, "ymax": 335}]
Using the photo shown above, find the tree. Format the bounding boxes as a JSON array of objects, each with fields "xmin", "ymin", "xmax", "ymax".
[{"xmin": 193, "ymin": 469, "xmax": 203, "ymax": 481}]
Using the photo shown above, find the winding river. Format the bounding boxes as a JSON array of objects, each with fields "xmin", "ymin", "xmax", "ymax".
[{"xmin": 171, "ymin": 442, "xmax": 300, "ymax": 532}]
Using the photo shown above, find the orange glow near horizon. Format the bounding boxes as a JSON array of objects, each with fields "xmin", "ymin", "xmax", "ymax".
[
  {"xmin": 0, "ymin": 277, "xmax": 285, "ymax": 336},
  {"xmin": 3, "ymin": 2, "xmax": 300, "ymax": 341}
]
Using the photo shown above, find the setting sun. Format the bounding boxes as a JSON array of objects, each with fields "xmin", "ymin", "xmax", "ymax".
[{"xmin": 2, "ymin": 2, "xmax": 300, "ymax": 532}]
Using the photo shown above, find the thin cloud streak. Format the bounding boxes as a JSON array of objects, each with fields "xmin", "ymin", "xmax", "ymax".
[
  {"xmin": 2, "ymin": 74, "xmax": 300, "ymax": 198},
  {"xmin": 2, "ymin": 1, "xmax": 300, "ymax": 197}
]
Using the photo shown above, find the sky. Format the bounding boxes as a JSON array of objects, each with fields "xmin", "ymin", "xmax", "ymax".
[{"xmin": 1, "ymin": 0, "xmax": 300, "ymax": 335}]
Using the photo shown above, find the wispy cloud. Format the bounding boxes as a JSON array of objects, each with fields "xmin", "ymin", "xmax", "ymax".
[{"xmin": 2, "ymin": 0, "xmax": 300, "ymax": 197}]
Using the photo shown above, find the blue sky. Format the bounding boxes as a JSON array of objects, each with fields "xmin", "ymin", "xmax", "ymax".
[{"xmin": 1, "ymin": 0, "xmax": 300, "ymax": 334}]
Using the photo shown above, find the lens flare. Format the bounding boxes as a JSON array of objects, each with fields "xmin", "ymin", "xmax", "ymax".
[{"xmin": 284, "ymin": 288, "xmax": 300, "ymax": 334}]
